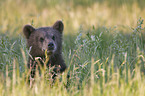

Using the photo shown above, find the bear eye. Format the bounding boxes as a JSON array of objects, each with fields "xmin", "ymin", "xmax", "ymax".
[
  {"xmin": 52, "ymin": 36, "xmax": 55, "ymax": 41},
  {"xmin": 40, "ymin": 37, "xmax": 44, "ymax": 42}
]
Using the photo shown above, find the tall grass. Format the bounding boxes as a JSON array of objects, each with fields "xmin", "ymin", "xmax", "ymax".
[
  {"xmin": 0, "ymin": 17, "xmax": 145, "ymax": 95},
  {"xmin": 0, "ymin": 0, "xmax": 145, "ymax": 96}
]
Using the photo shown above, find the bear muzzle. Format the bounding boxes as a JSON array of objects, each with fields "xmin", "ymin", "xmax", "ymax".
[
  {"xmin": 41, "ymin": 42, "xmax": 56, "ymax": 55},
  {"xmin": 46, "ymin": 42, "xmax": 56, "ymax": 55},
  {"xmin": 48, "ymin": 42, "xmax": 54, "ymax": 50}
]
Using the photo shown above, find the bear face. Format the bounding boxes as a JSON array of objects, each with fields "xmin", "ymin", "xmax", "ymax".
[{"xmin": 23, "ymin": 20, "xmax": 64, "ymax": 58}]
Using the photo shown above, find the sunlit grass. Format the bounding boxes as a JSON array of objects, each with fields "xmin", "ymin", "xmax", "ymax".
[
  {"xmin": 0, "ymin": 0, "xmax": 145, "ymax": 36},
  {"xmin": 0, "ymin": 54, "xmax": 145, "ymax": 96}
]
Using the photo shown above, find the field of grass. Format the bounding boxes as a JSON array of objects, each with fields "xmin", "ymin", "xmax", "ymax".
[{"xmin": 0, "ymin": 0, "xmax": 145, "ymax": 96}]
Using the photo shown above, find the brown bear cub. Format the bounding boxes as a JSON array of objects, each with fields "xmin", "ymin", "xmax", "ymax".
[{"xmin": 23, "ymin": 20, "xmax": 67, "ymax": 78}]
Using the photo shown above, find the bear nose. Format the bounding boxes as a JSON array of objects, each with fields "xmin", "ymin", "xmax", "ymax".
[{"xmin": 48, "ymin": 42, "xmax": 54, "ymax": 50}]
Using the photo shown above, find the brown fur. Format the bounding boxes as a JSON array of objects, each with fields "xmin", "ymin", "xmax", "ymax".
[{"xmin": 23, "ymin": 20, "xmax": 67, "ymax": 78}]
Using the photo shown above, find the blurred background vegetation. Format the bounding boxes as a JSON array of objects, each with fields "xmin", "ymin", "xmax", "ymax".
[{"xmin": 0, "ymin": 0, "xmax": 145, "ymax": 37}]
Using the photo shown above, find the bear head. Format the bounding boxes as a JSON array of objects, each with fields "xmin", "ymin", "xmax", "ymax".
[{"xmin": 23, "ymin": 20, "xmax": 64, "ymax": 58}]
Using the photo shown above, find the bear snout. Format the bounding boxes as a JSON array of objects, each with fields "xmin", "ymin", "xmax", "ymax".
[{"xmin": 48, "ymin": 42, "xmax": 54, "ymax": 50}]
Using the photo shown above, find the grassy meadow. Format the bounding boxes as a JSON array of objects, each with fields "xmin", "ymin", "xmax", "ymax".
[{"xmin": 0, "ymin": 0, "xmax": 145, "ymax": 96}]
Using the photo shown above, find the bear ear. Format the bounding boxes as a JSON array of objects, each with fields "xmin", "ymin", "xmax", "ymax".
[
  {"xmin": 52, "ymin": 20, "xmax": 64, "ymax": 33},
  {"xmin": 23, "ymin": 25, "xmax": 35, "ymax": 39}
]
